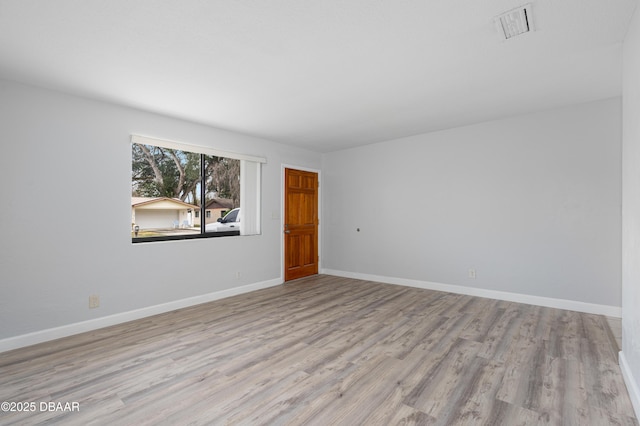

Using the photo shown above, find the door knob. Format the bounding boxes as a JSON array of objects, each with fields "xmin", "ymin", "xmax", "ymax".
[{"xmin": 284, "ymin": 230, "xmax": 291, "ymax": 234}]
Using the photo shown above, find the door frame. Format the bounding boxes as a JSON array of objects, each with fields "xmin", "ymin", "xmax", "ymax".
[{"xmin": 281, "ymin": 164, "xmax": 321, "ymax": 282}]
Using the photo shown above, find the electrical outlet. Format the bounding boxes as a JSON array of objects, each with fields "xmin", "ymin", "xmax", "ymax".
[
  {"xmin": 89, "ymin": 294, "xmax": 100, "ymax": 309},
  {"xmin": 468, "ymin": 269, "xmax": 476, "ymax": 279},
  {"xmin": 236, "ymin": 271, "xmax": 241, "ymax": 280}
]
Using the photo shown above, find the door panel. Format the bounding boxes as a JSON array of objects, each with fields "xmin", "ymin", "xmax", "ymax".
[{"xmin": 284, "ymin": 168, "xmax": 318, "ymax": 281}]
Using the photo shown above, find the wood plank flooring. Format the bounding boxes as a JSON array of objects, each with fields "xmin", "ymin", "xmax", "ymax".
[{"xmin": 0, "ymin": 275, "xmax": 636, "ymax": 425}]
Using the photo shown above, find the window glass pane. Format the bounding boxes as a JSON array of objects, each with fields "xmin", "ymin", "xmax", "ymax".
[
  {"xmin": 131, "ymin": 143, "xmax": 200, "ymax": 238},
  {"xmin": 203, "ymin": 155, "xmax": 240, "ymax": 233}
]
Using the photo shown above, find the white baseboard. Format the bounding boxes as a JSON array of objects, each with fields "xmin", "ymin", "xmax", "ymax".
[
  {"xmin": 321, "ymin": 269, "xmax": 622, "ymax": 317},
  {"xmin": 620, "ymin": 351, "xmax": 640, "ymax": 420},
  {"xmin": 0, "ymin": 278, "xmax": 282, "ymax": 353}
]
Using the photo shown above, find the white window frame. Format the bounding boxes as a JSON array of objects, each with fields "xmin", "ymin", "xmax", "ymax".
[{"xmin": 131, "ymin": 134, "xmax": 265, "ymax": 242}]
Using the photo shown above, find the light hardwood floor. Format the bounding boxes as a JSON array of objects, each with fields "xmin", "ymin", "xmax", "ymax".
[{"xmin": 0, "ymin": 275, "xmax": 636, "ymax": 425}]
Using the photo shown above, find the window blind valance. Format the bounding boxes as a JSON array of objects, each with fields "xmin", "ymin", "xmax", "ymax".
[{"xmin": 131, "ymin": 134, "xmax": 267, "ymax": 164}]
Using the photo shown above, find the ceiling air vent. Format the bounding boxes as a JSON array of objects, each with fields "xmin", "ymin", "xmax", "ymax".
[{"xmin": 495, "ymin": 4, "xmax": 534, "ymax": 40}]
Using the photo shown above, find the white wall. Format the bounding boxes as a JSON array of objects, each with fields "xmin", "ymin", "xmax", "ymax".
[
  {"xmin": 322, "ymin": 98, "xmax": 622, "ymax": 311},
  {"xmin": 0, "ymin": 80, "xmax": 321, "ymax": 346},
  {"xmin": 621, "ymin": 3, "xmax": 640, "ymax": 417}
]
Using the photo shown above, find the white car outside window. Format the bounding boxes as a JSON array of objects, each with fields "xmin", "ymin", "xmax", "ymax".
[{"xmin": 205, "ymin": 208, "xmax": 240, "ymax": 232}]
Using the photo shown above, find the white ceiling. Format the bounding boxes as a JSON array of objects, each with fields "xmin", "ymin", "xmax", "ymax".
[{"xmin": 0, "ymin": 0, "xmax": 637, "ymax": 152}]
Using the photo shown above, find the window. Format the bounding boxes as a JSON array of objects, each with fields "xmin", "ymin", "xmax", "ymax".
[
  {"xmin": 225, "ymin": 209, "xmax": 239, "ymax": 222},
  {"xmin": 131, "ymin": 135, "xmax": 264, "ymax": 242}
]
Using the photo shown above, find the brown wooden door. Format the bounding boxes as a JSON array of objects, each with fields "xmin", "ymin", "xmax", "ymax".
[{"xmin": 284, "ymin": 168, "xmax": 319, "ymax": 281}]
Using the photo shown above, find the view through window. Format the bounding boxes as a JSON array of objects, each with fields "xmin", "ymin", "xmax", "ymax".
[{"xmin": 131, "ymin": 142, "xmax": 242, "ymax": 241}]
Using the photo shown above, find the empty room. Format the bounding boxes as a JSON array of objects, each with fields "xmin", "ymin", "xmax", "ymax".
[{"xmin": 1, "ymin": 0, "xmax": 640, "ymax": 424}]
